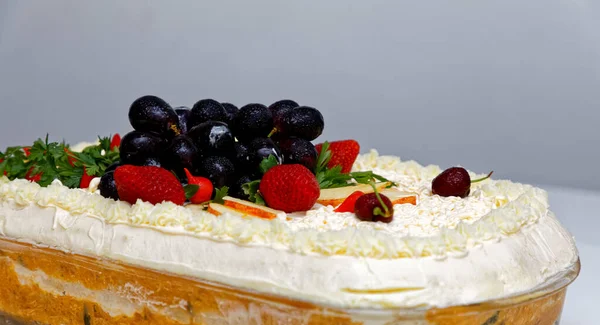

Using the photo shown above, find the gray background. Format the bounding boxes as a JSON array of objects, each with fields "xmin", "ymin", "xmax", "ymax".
[{"xmin": 0, "ymin": 0, "xmax": 599, "ymax": 190}]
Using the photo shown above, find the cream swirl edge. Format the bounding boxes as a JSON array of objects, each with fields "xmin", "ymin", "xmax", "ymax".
[{"xmin": 0, "ymin": 152, "xmax": 549, "ymax": 259}]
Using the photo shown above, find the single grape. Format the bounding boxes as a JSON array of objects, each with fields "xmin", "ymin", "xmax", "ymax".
[
  {"xmin": 221, "ymin": 103, "xmax": 239, "ymax": 125},
  {"xmin": 119, "ymin": 131, "xmax": 164, "ymax": 165},
  {"xmin": 198, "ymin": 156, "xmax": 236, "ymax": 189},
  {"xmin": 174, "ymin": 106, "xmax": 191, "ymax": 134},
  {"xmin": 189, "ymin": 99, "xmax": 227, "ymax": 128},
  {"xmin": 268, "ymin": 99, "xmax": 299, "ymax": 125},
  {"xmin": 161, "ymin": 135, "xmax": 201, "ymax": 179},
  {"xmin": 141, "ymin": 157, "xmax": 163, "ymax": 167},
  {"xmin": 277, "ymin": 137, "xmax": 317, "ymax": 171},
  {"xmin": 232, "ymin": 104, "xmax": 273, "ymax": 141},
  {"xmin": 99, "ymin": 171, "xmax": 119, "ymax": 200},
  {"xmin": 249, "ymin": 137, "xmax": 283, "ymax": 170},
  {"xmin": 128, "ymin": 95, "xmax": 180, "ymax": 137},
  {"xmin": 234, "ymin": 142, "xmax": 252, "ymax": 168},
  {"xmin": 188, "ymin": 121, "xmax": 235, "ymax": 156},
  {"xmin": 276, "ymin": 106, "xmax": 324, "ymax": 140}
]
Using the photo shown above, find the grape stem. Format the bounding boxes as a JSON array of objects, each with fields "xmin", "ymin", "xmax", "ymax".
[
  {"xmin": 267, "ymin": 127, "xmax": 278, "ymax": 138},
  {"xmin": 471, "ymin": 171, "xmax": 494, "ymax": 183}
]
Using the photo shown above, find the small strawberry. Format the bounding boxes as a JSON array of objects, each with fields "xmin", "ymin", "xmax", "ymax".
[
  {"xmin": 79, "ymin": 166, "xmax": 95, "ymax": 188},
  {"xmin": 259, "ymin": 164, "xmax": 320, "ymax": 212},
  {"xmin": 114, "ymin": 165, "xmax": 185, "ymax": 205},
  {"xmin": 334, "ymin": 191, "xmax": 364, "ymax": 213},
  {"xmin": 23, "ymin": 147, "xmax": 31, "ymax": 157},
  {"xmin": 110, "ymin": 133, "xmax": 121, "ymax": 151},
  {"xmin": 315, "ymin": 140, "xmax": 360, "ymax": 173},
  {"xmin": 184, "ymin": 168, "xmax": 214, "ymax": 204}
]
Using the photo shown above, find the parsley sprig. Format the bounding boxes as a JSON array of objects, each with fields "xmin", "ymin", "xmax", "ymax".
[{"xmin": 0, "ymin": 135, "xmax": 120, "ymax": 188}]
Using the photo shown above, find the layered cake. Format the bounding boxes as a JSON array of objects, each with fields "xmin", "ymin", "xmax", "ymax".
[{"xmin": 0, "ymin": 96, "xmax": 579, "ymax": 324}]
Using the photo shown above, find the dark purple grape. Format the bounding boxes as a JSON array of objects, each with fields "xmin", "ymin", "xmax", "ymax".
[
  {"xmin": 105, "ymin": 161, "xmax": 121, "ymax": 173},
  {"xmin": 141, "ymin": 157, "xmax": 162, "ymax": 167},
  {"xmin": 249, "ymin": 137, "xmax": 283, "ymax": 170},
  {"xmin": 119, "ymin": 131, "xmax": 163, "ymax": 165},
  {"xmin": 276, "ymin": 106, "xmax": 324, "ymax": 141},
  {"xmin": 188, "ymin": 121, "xmax": 235, "ymax": 156},
  {"xmin": 234, "ymin": 142, "xmax": 252, "ymax": 167},
  {"xmin": 198, "ymin": 156, "xmax": 235, "ymax": 188},
  {"xmin": 232, "ymin": 104, "xmax": 273, "ymax": 141},
  {"xmin": 189, "ymin": 99, "xmax": 227, "ymax": 128},
  {"xmin": 161, "ymin": 135, "xmax": 200, "ymax": 179},
  {"xmin": 270, "ymin": 100, "xmax": 299, "ymax": 129},
  {"xmin": 229, "ymin": 173, "xmax": 261, "ymax": 200},
  {"xmin": 129, "ymin": 95, "xmax": 180, "ymax": 137},
  {"xmin": 277, "ymin": 137, "xmax": 318, "ymax": 171},
  {"xmin": 99, "ymin": 171, "xmax": 119, "ymax": 200},
  {"xmin": 221, "ymin": 103, "xmax": 239, "ymax": 125},
  {"xmin": 175, "ymin": 106, "xmax": 191, "ymax": 134}
]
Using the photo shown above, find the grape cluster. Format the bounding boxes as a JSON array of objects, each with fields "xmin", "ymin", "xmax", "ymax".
[{"xmin": 99, "ymin": 96, "xmax": 325, "ymax": 201}]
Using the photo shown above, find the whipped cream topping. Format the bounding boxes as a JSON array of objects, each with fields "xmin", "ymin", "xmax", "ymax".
[{"xmin": 0, "ymin": 151, "xmax": 579, "ymax": 310}]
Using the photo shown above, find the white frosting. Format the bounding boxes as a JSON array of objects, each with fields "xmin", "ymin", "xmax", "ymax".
[{"xmin": 0, "ymin": 151, "xmax": 579, "ymax": 310}]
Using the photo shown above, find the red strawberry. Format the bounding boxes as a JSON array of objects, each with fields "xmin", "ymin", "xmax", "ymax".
[
  {"xmin": 259, "ymin": 164, "xmax": 320, "ymax": 213},
  {"xmin": 110, "ymin": 133, "xmax": 121, "ymax": 150},
  {"xmin": 334, "ymin": 190, "xmax": 364, "ymax": 213},
  {"xmin": 184, "ymin": 168, "xmax": 213, "ymax": 204},
  {"xmin": 79, "ymin": 166, "xmax": 95, "ymax": 188},
  {"xmin": 114, "ymin": 165, "xmax": 185, "ymax": 205},
  {"xmin": 23, "ymin": 147, "xmax": 31, "ymax": 157},
  {"xmin": 315, "ymin": 140, "xmax": 360, "ymax": 173}
]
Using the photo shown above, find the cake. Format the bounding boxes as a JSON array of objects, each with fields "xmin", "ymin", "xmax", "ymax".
[{"xmin": 0, "ymin": 96, "xmax": 579, "ymax": 325}]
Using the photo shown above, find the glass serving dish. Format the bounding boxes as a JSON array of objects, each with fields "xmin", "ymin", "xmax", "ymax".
[{"xmin": 0, "ymin": 238, "xmax": 579, "ymax": 325}]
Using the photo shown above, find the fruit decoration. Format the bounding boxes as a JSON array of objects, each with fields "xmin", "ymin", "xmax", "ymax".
[
  {"xmin": 129, "ymin": 95, "xmax": 180, "ymax": 138},
  {"xmin": 259, "ymin": 164, "xmax": 321, "ymax": 213},
  {"xmin": 334, "ymin": 191, "xmax": 365, "ymax": 213},
  {"xmin": 354, "ymin": 184, "xmax": 394, "ymax": 223},
  {"xmin": 432, "ymin": 167, "xmax": 493, "ymax": 198},
  {"xmin": 0, "ymin": 95, "xmax": 398, "ymax": 214},
  {"xmin": 114, "ymin": 165, "xmax": 186, "ymax": 205},
  {"xmin": 183, "ymin": 168, "xmax": 213, "ymax": 204},
  {"xmin": 315, "ymin": 140, "xmax": 359, "ymax": 173},
  {"xmin": 189, "ymin": 99, "xmax": 228, "ymax": 127}
]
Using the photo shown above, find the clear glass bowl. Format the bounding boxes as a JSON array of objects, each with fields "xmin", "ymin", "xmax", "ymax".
[{"xmin": 0, "ymin": 238, "xmax": 579, "ymax": 325}]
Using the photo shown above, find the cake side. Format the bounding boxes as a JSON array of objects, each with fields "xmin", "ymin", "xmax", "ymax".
[{"xmin": 0, "ymin": 152, "xmax": 579, "ymax": 309}]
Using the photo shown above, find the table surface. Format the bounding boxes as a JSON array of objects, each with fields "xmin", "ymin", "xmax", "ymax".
[{"xmin": 544, "ymin": 185, "xmax": 599, "ymax": 325}]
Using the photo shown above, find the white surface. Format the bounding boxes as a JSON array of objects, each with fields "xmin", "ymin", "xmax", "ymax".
[
  {"xmin": 545, "ymin": 185, "xmax": 600, "ymax": 325},
  {"xmin": 0, "ymin": 0, "xmax": 600, "ymax": 190}
]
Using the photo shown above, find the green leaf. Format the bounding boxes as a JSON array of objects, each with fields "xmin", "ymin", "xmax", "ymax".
[
  {"xmin": 314, "ymin": 141, "xmax": 331, "ymax": 175},
  {"xmin": 213, "ymin": 186, "xmax": 229, "ymax": 204},
  {"xmin": 242, "ymin": 179, "xmax": 266, "ymax": 205},
  {"xmin": 184, "ymin": 184, "xmax": 199, "ymax": 200},
  {"xmin": 260, "ymin": 155, "xmax": 280, "ymax": 174}
]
